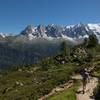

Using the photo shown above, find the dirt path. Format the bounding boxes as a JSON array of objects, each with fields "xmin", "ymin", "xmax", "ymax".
[
  {"xmin": 39, "ymin": 75, "xmax": 98, "ymax": 100},
  {"xmin": 39, "ymin": 80, "xmax": 74, "ymax": 100},
  {"xmin": 76, "ymin": 76, "xmax": 98, "ymax": 100}
]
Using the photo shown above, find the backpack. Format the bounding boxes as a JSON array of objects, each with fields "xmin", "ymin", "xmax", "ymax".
[{"xmin": 80, "ymin": 69, "xmax": 88, "ymax": 79}]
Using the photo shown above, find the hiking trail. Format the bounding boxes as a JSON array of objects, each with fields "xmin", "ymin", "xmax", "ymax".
[
  {"xmin": 39, "ymin": 75, "xmax": 98, "ymax": 100},
  {"xmin": 73, "ymin": 75, "xmax": 98, "ymax": 100}
]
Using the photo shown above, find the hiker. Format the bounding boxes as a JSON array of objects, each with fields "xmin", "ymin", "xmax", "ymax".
[
  {"xmin": 80, "ymin": 68, "xmax": 90, "ymax": 94},
  {"xmin": 85, "ymin": 68, "xmax": 91, "ymax": 83}
]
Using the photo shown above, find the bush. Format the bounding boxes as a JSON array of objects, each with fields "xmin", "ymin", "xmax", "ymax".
[
  {"xmin": 87, "ymin": 34, "xmax": 98, "ymax": 48},
  {"xmin": 94, "ymin": 84, "xmax": 100, "ymax": 100}
]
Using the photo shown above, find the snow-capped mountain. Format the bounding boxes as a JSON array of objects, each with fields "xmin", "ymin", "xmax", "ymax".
[
  {"xmin": 0, "ymin": 33, "xmax": 8, "ymax": 38},
  {"xmin": 1, "ymin": 23, "xmax": 100, "ymax": 43},
  {"xmin": 18, "ymin": 23, "xmax": 100, "ymax": 42}
]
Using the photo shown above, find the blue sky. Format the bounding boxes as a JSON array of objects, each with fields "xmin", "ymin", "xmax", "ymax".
[{"xmin": 0, "ymin": 0, "xmax": 100, "ymax": 34}]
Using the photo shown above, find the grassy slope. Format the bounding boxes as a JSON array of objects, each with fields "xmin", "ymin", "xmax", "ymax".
[
  {"xmin": 48, "ymin": 45, "xmax": 100, "ymax": 100},
  {"xmin": 48, "ymin": 80, "xmax": 80, "ymax": 100},
  {"xmin": 0, "ymin": 63, "xmax": 77, "ymax": 100},
  {"xmin": 0, "ymin": 43, "xmax": 100, "ymax": 100}
]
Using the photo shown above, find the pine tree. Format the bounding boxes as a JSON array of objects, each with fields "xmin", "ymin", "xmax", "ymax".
[
  {"xmin": 87, "ymin": 34, "xmax": 98, "ymax": 48},
  {"xmin": 61, "ymin": 41, "xmax": 67, "ymax": 56}
]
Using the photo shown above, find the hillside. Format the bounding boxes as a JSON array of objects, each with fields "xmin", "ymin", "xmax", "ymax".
[
  {"xmin": 0, "ymin": 35, "xmax": 100, "ymax": 100},
  {"xmin": 0, "ymin": 39, "xmax": 74, "ymax": 69}
]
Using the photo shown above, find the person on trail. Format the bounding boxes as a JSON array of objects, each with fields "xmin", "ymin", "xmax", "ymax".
[
  {"xmin": 85, "ymin": 68, "xmax": 91, "ymax": 83},
  {"xmin": 80, "ymin": 68, "xmax": 90, "ymax": 94}
]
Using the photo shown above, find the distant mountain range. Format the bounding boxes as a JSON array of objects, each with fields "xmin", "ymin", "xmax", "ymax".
[
  {"xmin": 20, "ymin": 23, "xmax": 100, "ymax": 41},
  {"xmin": 1, "ymin": 23, "xmax": 100, "ymax": 43},
  {"xmin": 0, "ymin": 23, "xmax": 100, "ymax": 69}
]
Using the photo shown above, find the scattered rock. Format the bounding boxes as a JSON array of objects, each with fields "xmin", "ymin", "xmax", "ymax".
[
  {"xmin": 20, "ymin": 82, "xmax": 24, "ymax": 86},
  {"xmin": 18, "ymin": 69, "xmax": 22, "ymax": 72},
  {"xmin": 2, "ymin": 87, "xmax": 12, "ymax": 94},
  {"xmin": 15, "ymin": 81, "xmax": 24, "ymax": 86}
]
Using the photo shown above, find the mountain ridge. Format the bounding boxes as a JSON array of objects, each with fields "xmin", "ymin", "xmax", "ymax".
[{"xmin": 1, "ymin": 23, "xmax": 100, "ymax": 43}]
